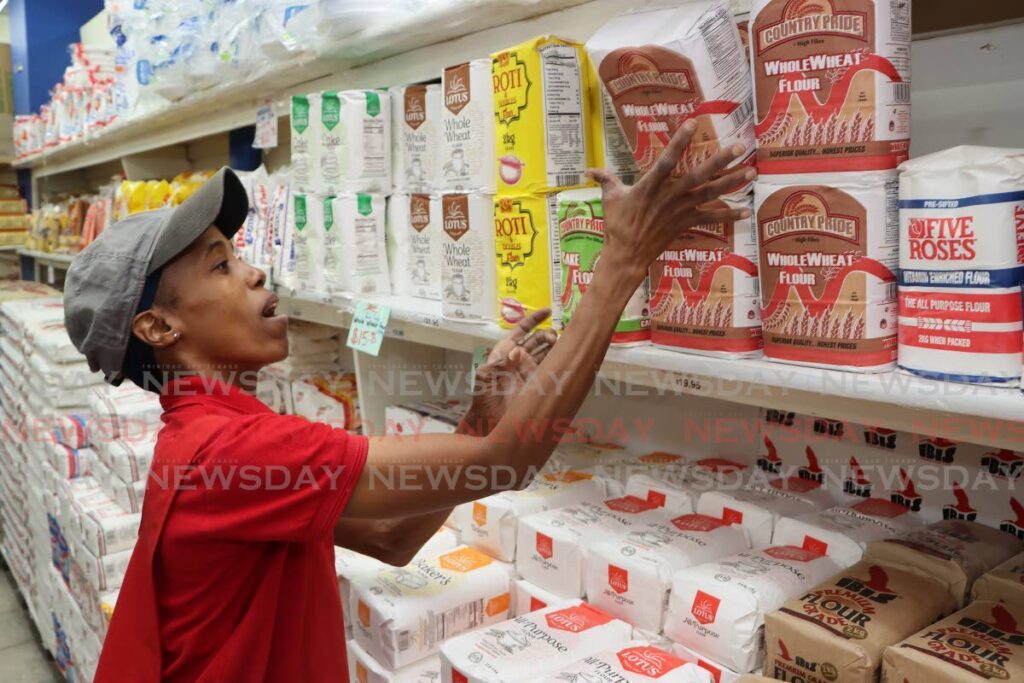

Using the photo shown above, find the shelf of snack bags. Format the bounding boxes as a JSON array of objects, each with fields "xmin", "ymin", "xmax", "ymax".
[
  {"xmin": 0, "ymin": 185, "xmax": 33, "ymax": 249},
  {"xmin": 13, "ymin": 0, "xmax": 751, "ymax": 180}
]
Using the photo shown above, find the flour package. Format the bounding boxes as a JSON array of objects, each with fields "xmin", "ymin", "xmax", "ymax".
[
  {"xmin": 972, "ymin": 551, "xmax": 1024, "ymax": 607},
  {"xmin": 882, "ymin": 600, "xmax": 1024, "ymax": 683},
  {"xmin": 863, "ymin": 519, "xmax": 1024, "ymax": 608},
  {"xmin": 516, "ymin": 496, "xmax": 667, "ymax": 598},
  {"xmin": 387, "ymin": 193, "xmax": 443, "ymax": 300},
  {"xmin": 324, "ymin": 194, "xmax": 390, "ymax": 297},
  {"xmin": 584, "ymin": 513, "xmax": 750, "ymax": 633},
  {"xmin": 494, "ymin": 193, "xmax": 561, "ymax": 328},
  {"xmin": 750, "ymin": 0, "xmax": 911, "ymax": 174},
  {"xmin": 289, "ymin": 192, "xmax": 326, "ymax": 295},
  {"xmin": 697, "ymin": 484, "xmax": 831, "ymax": 549},
  {"xmin": 897, "ymin": 146, "xmax": 1024, "ymax": 384},
  {"xmin": 672, "ymin": 642, "xmax": 748, "ymax": 683},
  {"xmin": 764, "ymin": 560, "xmax": 954, "ymax": 683},
  {"xmin": 440, "ymin": 193, "xmax": 497, "ymax": 321},
  {"xmin": 452, "ymin": 471, "xmax": 606, "ymax": 562},
  {"xmin": 390, "ymin": 84, "xmax": 441, "ymax": 194},
  {"xmin": 539, "ymin": 642, "xmax": 713, "ymax": 682},
  {"xmin": 350, "ymin": 546, "xmax": 512, "ymax": 670},
  {"xmin": 439, "ymin": 601, "xmax": 633, "ymax": 683},
  {"xmin": 347, "ymin": 639, "xmax": 441, "ymax": 683},
  {"xmin": 756, "ymin": 171, "xmax": 900, "ymax": 371},
  {"xmin": 586, "ymin": 1, "xmax": 755, "ymax": 190},
  {"xmin": 513, "ymin": 578, "xmax": 571, "ymax": 617},
  {"xmin": 772, "ymin": 499, "xmax": 923, "ymax": 568},
  {"xmin": 441, "ymin": 60, "xmax": 496, "ymax": 192},
  {"xmin": 290, "ymin": 93, "xmax": 317, "ymax": 191},
  {"xmin": 651, "ymin": 195, "xmax": 761, "ymax": 357},
  {"xmin": 588, "ymin": 69, "xmax": 641, "ymax": 186},
  {"xmin": 313, "ymin": 89, "xmax": 391, "ymax": 195},
  {"xmin": 664, "ymin": 546, "xmax": 841, "ymax": 673},
  {"xmin": 625, "ymin": 473, "xmax": 700, "ymax": 516},
  {"xmin": 582, "ymin": 452, "xmax": 693, "ymax": 498}
]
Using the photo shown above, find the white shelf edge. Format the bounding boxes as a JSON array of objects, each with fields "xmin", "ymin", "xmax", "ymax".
[{"xmin": 276, "ymin": 291, "xmax": 1024, "ymax": 451}]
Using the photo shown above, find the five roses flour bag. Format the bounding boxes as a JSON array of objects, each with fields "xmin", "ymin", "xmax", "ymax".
[
  {"xmin": 586, "ymin": 1, "xmax": 755, "ymax": 189},
  {"xmin": 750, "ymin": 0, "xmax": 911, "ymax": 174}
]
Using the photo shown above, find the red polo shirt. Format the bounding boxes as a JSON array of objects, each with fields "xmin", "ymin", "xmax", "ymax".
[{"xmin": 94, "ymin": 376, "xmax": 368, "ymax": 682}]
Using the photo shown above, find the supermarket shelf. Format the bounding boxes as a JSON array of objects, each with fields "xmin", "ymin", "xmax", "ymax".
[
  {"xmin": 277, "ymin": 290, "xmax": 1024, "ymax": 451},
  {"xmin": 17, "ymin": 250, "xmax": 76, "ymax": 268}
]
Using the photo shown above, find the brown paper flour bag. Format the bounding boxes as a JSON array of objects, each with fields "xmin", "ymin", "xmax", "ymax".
[
  {"xmin": 765, "ymin": 560, "xmax": 952, "ymax": 683},
  {"xmin": 881, "ymin": 600, "xmax": 1024, "ymax": 683},
  {"xmin": 973, "ymin": 551, "xmax": 1024, "ymax": 608},
  {"xmin": 864, "ymin": 519, "xmax": 1024, "ymax": 608}
]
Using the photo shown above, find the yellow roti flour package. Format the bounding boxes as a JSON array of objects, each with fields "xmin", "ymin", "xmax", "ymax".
[{"xmin": 493, "ymin": 194, "xmax": 560, "ymax": 328}]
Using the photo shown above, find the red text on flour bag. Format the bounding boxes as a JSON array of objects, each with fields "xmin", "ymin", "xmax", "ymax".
[
  {"xmin": 617, "ymin": 646, "xmax": 688, "ymax": 678},
  {"xmin": 751, "ymin": 0, "xmax": 912, "ymax": 173},
  {"xmin": 691, "ymin": 590, "xmax": 721, "ymax": 625},
  {"xmin": 545, "ymin": 604, "xmax": 614, "ymax": 633}
]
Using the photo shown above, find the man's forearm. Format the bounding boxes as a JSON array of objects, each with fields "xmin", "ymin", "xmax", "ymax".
[{"xmin": 334, "ymin": 508, "xmax": 453, "ymax": 566}]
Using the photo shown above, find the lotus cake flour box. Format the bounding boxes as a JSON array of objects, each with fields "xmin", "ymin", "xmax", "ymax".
[
  {"xmin": 556, "ymin": 187, "xmax": 650, "ymax": 343},
  {"xmin": 491, "ymin": 35, "xmax": 592, "ymax": 195}
]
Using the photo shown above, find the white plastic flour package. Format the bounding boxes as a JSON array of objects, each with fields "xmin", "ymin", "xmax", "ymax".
[
  {"xmin": 347, "ymin": 639, "xmax": 441, "ymax": 683},
  {"xmin": 440, "ymin": 193, "xmax": 497, "ymax": 321},
  {"xmin": 290, "ymin": 93, "xmax": 316, "ymax": 191},
  {"xmin": 350, "ymin": 546, "xmax": 513, "ymax": 670},
  {"xmin": 664, "ymin": 546, "xmax": 841, "ymax": 673},
  {"xmin": 625, "ymin": 473, "xmax": 700, "ymax": 516},
  {"xmin": 538, "ymin": 641, "xmax": 713, "ymax": 682},
  {"xmin": 584, "ymin": 513, "xmax": 750, "ymax": 633},
  {"xmin": 390, "ymin": 84, "xmax": 441, "ymax": 194},
  {"xmin": 439, "ymin": 601, "xmax": 632, "ymax": 683},
  {"xmin": 289, "ymin": 192, "xmax": 326, "ymax": 296},
  {"xmin": 515, "ymin": 496, "xmax": 668, "ymax": 598},
  {"xmin": 672, "ymin": 642, "xmax": 748, "ymax": 683},
  {"xmin": 312, "ymin": 89, "xmax": 391, "ymax": 195},
  {"xmin": 387, "ymin": 193, "xmax": 443, "ymax": 300},
  {"xmin": 897, "ymin": 145, "xmax": 1024, "ymax": 384},
  {"xmin": 452, "ymin": 471, "xmax": 606, "ymax": 562},
  {"xmin": 697, "ymin": 485, "xmax": 826, "ymax": 548},
  {"xmin": 440, "ymin": 59, "xmax": 495, "ymax": 192},
  {"xmin": 324, "ymin": 194, "xmax": 390, "ymax": 297},
  {"xmin": 512, "ymin": 578, "xmax": 571, "ymax": 617},
  {"xmin": 772, "ymin": 499, "xmax": 923, "ymax": 568}
]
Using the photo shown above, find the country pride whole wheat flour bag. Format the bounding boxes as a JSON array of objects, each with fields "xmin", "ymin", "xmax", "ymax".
[
  {"xmin": 439, "ymin": 601, "xmax": 633, "ymax": 683},
  {"xmin": 350, "ymin": 545, "xmax": 513, "ymax": 669},
  {"xmin": 441, "ymin": 59, "xmax": 495, "ymax": 193},
  {"xmin": 881, "ymin": 600, "xmax": 1024, "ymax": 683},
  {"xmin": 347, "ymin": 639, "xmax": 440, "ymax": 683},
  {"xmin": 387, "ymin": 193, "xmax": 443, "ymax": 301},
  {"xmin": 586, "ymin": 1, "xmax": 755, "ymax": 191},
  {"xmin": 538, "ymin": 642, "xmax": 714, "ymax": 682},
  {"xmin": 516, "ymin": 496, "xmax": 668, "ymax": 598},
  {"xmin": 585, "ymin": 513, "xmax": 749, "ymax": 632},
  {"xmin": 897, "ymin": 146, "xmax": 1024, "ymax": 384},
  {"xmin": 452, "ymin": 471, "xmax": 606, "ymax": 562},
  {"xmin": 664, "ymin": 545, "xmax": 841, "ymax": 672},
  {"xmin": 773, "ymin": 499, "xmax": 922, "ymax": 568},
  {"xmin": 440, "ymin": 193, "xmax": 497, "ymax": 322},
  {"xmin": 588, "ymin": 66, "xmax": 641, "ymax": 186},
  {"xmin": 512, "ymin": 578, "xmax": 571, "ymax": 617},
  {"xmin": 764, "ymin": 560, "xmax": 953, "ymax": 683},
  {"xmin": 756, "ymin": 171, "xmax": 900, "ymax": 371},
  {"xmin": 972, "ymin": 551, "xmax": 1024, "ymax": 607},
  {"xmin": 863, "ymin": 519, "xmax": 1024, "ymax": 608},
  {"xmin": 750, "ymin": 0, "xmax": 911, "ymax": 174},
  {"xmin": 390, "ymin": 84, "xmax": 441, "ymax": 194}
]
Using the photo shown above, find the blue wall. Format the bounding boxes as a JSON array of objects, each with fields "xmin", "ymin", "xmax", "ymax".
[{"xmin": 9, "ymin": 0, "xmax": 106, "ymax": 115}]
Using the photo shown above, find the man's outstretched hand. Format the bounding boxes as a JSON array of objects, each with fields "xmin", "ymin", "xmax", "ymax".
[{"xmin": 459, "ymin": 308, "xmax": 558, "ymax": 437}]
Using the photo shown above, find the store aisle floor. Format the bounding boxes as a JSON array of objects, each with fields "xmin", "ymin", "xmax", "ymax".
[{"xmin": 0, "ymin": 569, "xmax": 62, "ymax": 683}]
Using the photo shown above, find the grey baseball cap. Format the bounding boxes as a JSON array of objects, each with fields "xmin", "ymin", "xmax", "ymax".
[{"xmin": 64, "ymin": 167, "xmax": 249, "ymax": 385}]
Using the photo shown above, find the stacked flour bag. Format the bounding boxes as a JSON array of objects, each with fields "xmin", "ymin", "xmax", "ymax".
[
  {"xmin": 623, "ymin": 456, "xmax": 753, "ymax": 517},
  {"xmin": 386, "ymin": 192, "xmax": 443, "ymax": 301},
  {"xmin": 897, "ymin": 146, "xmax": 1024, "ymax": 384},
  {"xmin": 587, "ymin": 1, "xmax": 759, "ymax": 356},
  {"xmin": 538, "ymin": 641, "xmax": 715, "ymax": 682},
  {"xmin": 384, "ymin": 399, "xmax": 469, "ymax": 438},
  {"xmin": 972, "ymin": 550, "xmax": 1024, "ymax": 605},
  {"xmin": 664, "ymin": 545, "xmax": 841, "ymax": 673},
  {"xmin": 491, "ymin": 36, "xmax": 595, "ymax": 329},
  {"xmin": 440, "ymin": 601, "xmax": 634, "ymax": 682},
  {"xmin": 750, "ymin": 0, "xmax": 910, "ymax": 371},
  {"xmin": 440, "ymin": 59, "xmax": 497, "ymax": 322},
  {"xmin": 233, "ymin": 165, "xmax": 290, "ymax": 277},
  {"xmin": 349, "ymin": 545, "xmax": 513, "ymax": 677},
  {"xmin": 390, "ymin": 83, "xmax": 441, "ymax": 194}
]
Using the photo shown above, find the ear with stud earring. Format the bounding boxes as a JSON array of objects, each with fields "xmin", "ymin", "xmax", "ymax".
[{"xmin": 172, "ymin": 331, "xmax": 180, "ymax": 340}]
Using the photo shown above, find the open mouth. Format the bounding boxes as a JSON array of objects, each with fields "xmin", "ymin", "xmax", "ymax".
[{"xmin": 261, "ymin": 294, "xmax": 280, "ymax": 318}]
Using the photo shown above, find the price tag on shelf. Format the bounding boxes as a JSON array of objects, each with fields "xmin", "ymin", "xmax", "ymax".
[
  {"xmin": 346, "ymin": 300, "xmax": 391, "ymax": 356},
  {"xmin": 253, "ymin": 99, "xmax": 278, "ymax": 149}
]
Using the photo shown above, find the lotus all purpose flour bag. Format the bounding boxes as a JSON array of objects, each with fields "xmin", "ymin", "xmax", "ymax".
[{"xmin": 897, "ymin": 146, "xmax": 1024, "ymax": 384}]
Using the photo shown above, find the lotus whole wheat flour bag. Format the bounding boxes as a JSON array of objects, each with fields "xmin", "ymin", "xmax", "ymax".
[
  {"xmin": 441, "ymin": 59, "xmax": 495, "ymax": 192},
  {"xmin": 881, "ymin": 600, "xmax": 1024, "ymax": 683},
  {"xmin": 586, "ymin": 1, "xmax": 755, "ymax": 190},
  {"xmin": 387, "ymin": 193, "xmax": 442, "ymax": 300},
  {"xmin": 764, "ymin": 560, "xmax": 953, "ymax": 683},
  {"xmin": 750, "ymin": 0, "xmax": 911, "ymax": 174},
  {"xmin": 440, "ymin": 193, "xmax": 497, "ymax": 321},
  {"xmin": 557, "ymin": 187, "xmax": 650, "ymax": 343},
  {"xmin": 491, "ymin": 36, "xmax": 591, "ymax": 195},
  {"xmin": 973, "ymin": 551, "xmax": 1024, "ymax": 607},
  {"xmin": 756, "ymin": 171, "xmax": 900, "ymax": 371},
  {"xmin": 390, "ymin": 84, "xmax": 441, "ymax": 194},
  {"xmin": 898, "ymin": 145, "xmax": 1024, "ymax": 384},
  {"xmin": 493, "ymin": 194, "xmax": 560, "ymax": 329},
  {"xmin": 650, "ymin": 195, "xmax": 762, "ymax": 357}
]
